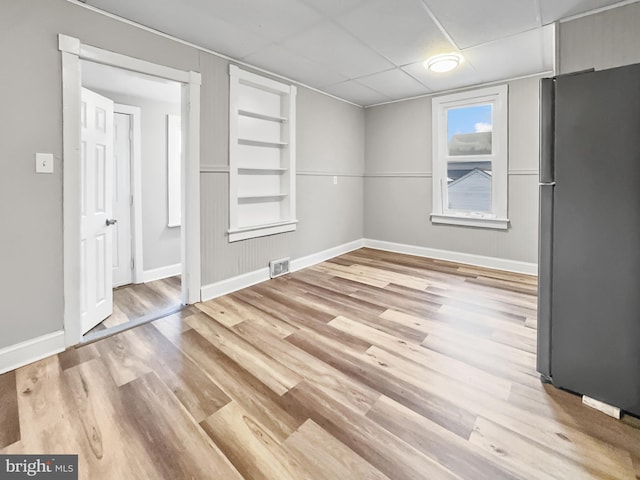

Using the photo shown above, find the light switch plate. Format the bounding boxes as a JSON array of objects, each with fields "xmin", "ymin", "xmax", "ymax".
[{"xmin": 36, "ymin": 153, "xmax": 54, "ymax": 174}]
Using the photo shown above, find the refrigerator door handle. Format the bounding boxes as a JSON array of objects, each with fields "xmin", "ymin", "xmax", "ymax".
[{"xmin": 539, "ymin": 182, "xmax": 556, "ymax": 186}]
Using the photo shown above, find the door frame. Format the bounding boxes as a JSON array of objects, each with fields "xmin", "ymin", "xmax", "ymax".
[
  {"xmin": 113, "ymin": 104, "xmax": 144, "ymax": 285},
  {"xmin": 59, "ymin": 34, "xmax": 201, "ymax": 347}
]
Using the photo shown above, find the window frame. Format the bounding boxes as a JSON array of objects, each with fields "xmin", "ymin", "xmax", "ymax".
[{"xmin": 431, "ymin": 84, "xmax": 509, "ymax": 230}]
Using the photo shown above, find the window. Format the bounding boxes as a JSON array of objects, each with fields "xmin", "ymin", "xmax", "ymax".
[{"xmin": 431, "ymin": 85, "xmax": 509, "ymax": 229}]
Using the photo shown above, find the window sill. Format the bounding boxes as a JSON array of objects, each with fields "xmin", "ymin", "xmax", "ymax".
[{"xmin": 430, "ymin": 213, "xmax": 509, "ymax": 230}]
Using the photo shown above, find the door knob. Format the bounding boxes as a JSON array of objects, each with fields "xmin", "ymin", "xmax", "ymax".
[{"xmin": 106, "ymin": 218, "xmax": 118, "ymax": 226}]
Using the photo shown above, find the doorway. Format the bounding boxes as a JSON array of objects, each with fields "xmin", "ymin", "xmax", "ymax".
[
  {"xmin": 80, "ymin": 62, "xmax": 184, "ymax": 338},
  {"xmin": 59, "ymin": 34, "xmax": 201, "ymax": 347}
]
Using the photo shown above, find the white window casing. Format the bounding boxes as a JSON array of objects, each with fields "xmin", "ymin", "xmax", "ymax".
[{"xmin": 431, "ymin": 84, "xmax": 509, "ymax": 230}]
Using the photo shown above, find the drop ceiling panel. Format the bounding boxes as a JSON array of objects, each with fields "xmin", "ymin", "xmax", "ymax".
[
  {"xmin": 356, "ymin": 68, "xmax": 430, "ymax": 101},
  {"xmin": 463, "ymin": 28, "xmax": 550, "ymax": 83},
  {"xmin": 280, "ymin": 21, "xmax": 395, "ymax": 79},
  {"xmin": 323, "ymin": 80, "xmax": 391, "ymax": 106},
  {"xmin": 299, "ymin": 0, "xmax": 365, "ymax": 16},
  {"xmin": 87, "ymin": 0, "xmax": 270, "ymax": 58},
  {"xmin": 402, "ymin": 60, "xmax": 483, "ymax": 93},
  {"xmin": 183, "ymin": 0, "xmax": 323, "ymax": 42},
  {"xmin": 83, "ymin": 0, "xmax": 631, "ymax": 105},
  {"xmin": 241, "ymin": 45, "xmax": 347, "ymax": 87},
  {"xmin": 423, "ymin": 0, "xmax": 540, "ymax": 48},
  {"xmin": 335, "ymin": 0, "xmax": 453, "ymax": 66},
  {"xmin": 540, "ymin": 0, "xmax": 623, "ymax": 24}
]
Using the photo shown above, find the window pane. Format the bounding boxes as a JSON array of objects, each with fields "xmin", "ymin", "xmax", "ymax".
[
  {"xmin": 447, "ymin": 105, "xmax": 492, "ymax": 156},
  {"xmin": 447, "ymin": 161, "xmax": 492, "ymax": 212}
]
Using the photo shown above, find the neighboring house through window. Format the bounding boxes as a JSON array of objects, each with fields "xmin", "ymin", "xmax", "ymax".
[{"xmin": 431, "ymin": 84, "xmax": 509, "ymax": 229}]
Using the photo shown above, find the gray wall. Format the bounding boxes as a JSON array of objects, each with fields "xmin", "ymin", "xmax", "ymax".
[
  {"xmin": 93, "ymin": 90, "xmax": 182, "ymax": 272},
  {"xmin": 558, "ymin": 1, "xmax": 640, "ymax": 74},
  {"xmin": 0, "ymin": 0, "xmax": 364, "ymax": 350},
  {"xmin": 364, "ymin": 76, "xmax": 541, "ymax": 264}
]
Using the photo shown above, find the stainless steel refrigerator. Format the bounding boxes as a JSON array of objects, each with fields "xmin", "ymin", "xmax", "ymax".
[{"xmin": 538, "ymin": 63, "xmax": 640, "ymax": 418}]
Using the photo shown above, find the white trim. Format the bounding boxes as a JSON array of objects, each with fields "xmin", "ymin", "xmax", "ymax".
[
  {"xmin": 296, "ymin": 171, "xmax": 361, "ymax": 177},
  {"xmin": 80, "ymin": 44, "xmax": 192, "ymax": 83},
  {"xmin": 430, "ymin": 213, "xmax": 510, "ymax": 230},
  {"xmin": 553, "ymin": 22, "xmax": 559, "ymax": 76},
  {"xmin": 431, "ymin": 84, "xmax": 509, "ymax": 227},
  {"xmin": 0, "ymin": 331, "xmax": 66, "ymax": 375},
  {"xmin": 582, "ymin": 395, "xmax": 621, "ymax": 419},
  {"xmin": 61, "ymin": 45, "xmax": 83, "ymax": 347},
  {"xmin": 509, "ymin": 169, "xmax": 538, "ymax": 176},
  {"xmin": 201, "ymin": 164, "xmax": 230, "ymax": 173},
  {"xmin": 365, "ymin": 172, "xmax": 432, "ymax": 178},
  {"xmin": 363, "ymin": 170, "xmax": 537, "ymax": 178},
  {"xmin": 182, "ymin": 77, "xmax": 202, "ymax": 304},
  {"xmin": 201, "ymin": 268, "xmax": 271, "ymax": 302},
  {"xmin": 290, "ymin": 239, "xmax": 365, "ymax": 272},
  {"xmin": 228, "ymin": 221, "xmax": 298, "ymax": 242},
  {"xmin": 230, "ymin": 64, "xmax": 290, "ymax": 94},
  {"xmin": 60, "ymin": 34, "xmax": 201, "ymax": 346},
  {"xmin": 200, "ymin": 237, "xmax": 536, "ymax": 302},
  {"xmin": 199, "ymin": 167, "xmax": 365, "ymax": 177},
  {"xmin": 114, "ymin": 104, "xmax": 144, "ymax": 283},
  {"xmin": 143, "ymin": 263, "xmax": 182, "ymax": 283},
  {"xmin": 200, "ymin": 239, "xmax": 365, "ymax": 301},
  {"xmin": 64, "ymin": 1, "xmax": 360, "ymax": 107},
  {"xmin": 363, "ymin": 239, "xmax": 538, "ymax": 275},
  {"xmin": 58, "ymin": 34, "xmax": 80, "ymax": 54}
]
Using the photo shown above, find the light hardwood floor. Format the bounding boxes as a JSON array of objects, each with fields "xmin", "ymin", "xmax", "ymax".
[
  {"xmin": 87, "ymin": 276, "xmax": 182, "ymax": 335},
  {"xmin": 1, "ymin": 248, "xmax": 639, "ymax": 479}
]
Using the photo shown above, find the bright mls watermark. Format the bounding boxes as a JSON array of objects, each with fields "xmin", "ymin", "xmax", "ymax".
[{"xmin": 0, "ymin": 456, "xmax": 77, "ymax": 479}]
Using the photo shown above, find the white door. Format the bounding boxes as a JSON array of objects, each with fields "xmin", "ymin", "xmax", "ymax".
[
  {"xmin": 112, "ymin": 112, "xmax": 133, "ymax": 287},
  {"xmin": 81, "ymin": 88, "xmax": 115, "ymax": 334}
]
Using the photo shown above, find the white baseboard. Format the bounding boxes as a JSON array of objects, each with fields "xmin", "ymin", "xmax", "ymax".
[
  {"xmin": 290, "ymin": 239, "xmax": 365, "ymax": 273},
  {"xmin": 142, "ymin": 263, "xmax": 182, "ymax": 283},
  {"xmin": 200, "ymin": 239, "xmax": 365, "ymax": 302},
  {"xmin": 200, "ymin": 237, "xmax": 537, "ymax": 302},
  {"xmin": 0, "ymin": 331, "xmax": 66, "ymax": 375},
  {"xmin": 363, "ymin": 239, "xmax": 538, "ymax": 275},
  {"xmin": 201, "ymin": 267, "xmax": 271, "ymax": 302}
]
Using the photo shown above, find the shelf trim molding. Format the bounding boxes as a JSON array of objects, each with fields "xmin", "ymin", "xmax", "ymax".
[
  {"xmin": 238, "ymin": 167, "xmax": 288, "ymax": 174},
  {"xmin": 238, "ymin": 138, "xmax": 288, "ymax": 148},
  {"xmin": 228, "ymin": 220, "xmax": 298, "ymax": 242},
  {"xmin": 238, "ymin": 109, "xmax": 287, "ymax": 123}
]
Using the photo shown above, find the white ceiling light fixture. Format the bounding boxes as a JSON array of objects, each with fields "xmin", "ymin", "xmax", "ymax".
[{"xmin": 425, "ymin": 53, "xmax": 463, "ymax": 73}]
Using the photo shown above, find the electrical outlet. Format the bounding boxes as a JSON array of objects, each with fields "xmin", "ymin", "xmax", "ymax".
[
  {"xmin": 35, "ymin": 153, "xmax": 54, "ymax": 174},
  {"xmin": 333, "ymin": 176, "xmax": 338, "ymax": 185}
]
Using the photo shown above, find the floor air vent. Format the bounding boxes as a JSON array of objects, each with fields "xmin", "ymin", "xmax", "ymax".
[{"xmin": 269, "ymin": 258, "xmax": 290, "ymax": 278}]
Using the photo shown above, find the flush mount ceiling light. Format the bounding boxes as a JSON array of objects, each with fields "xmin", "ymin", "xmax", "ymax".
[{"xmin": 425, "ymin": 53, "xmax": 463, "ymax": 73}]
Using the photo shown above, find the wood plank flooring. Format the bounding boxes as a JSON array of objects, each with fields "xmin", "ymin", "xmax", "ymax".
[
  {"xmin": 87, "ymin": 276, "xmax": 182, "ymax": 335},
  {"xmin": 2, "ymin": 248, "xmax": 639, "ymax": 479}
]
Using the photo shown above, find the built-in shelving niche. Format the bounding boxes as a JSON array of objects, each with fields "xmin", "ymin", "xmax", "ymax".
[{"xmin": 228, "ymin": 65, "xmax": 297, "ymax": 242}]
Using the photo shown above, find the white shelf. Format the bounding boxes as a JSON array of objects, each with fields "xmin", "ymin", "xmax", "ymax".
[
  {"xmin": 238, "ymin": 167, "xmax": 288, "ymax": 174},
  {"xmin": 238, "ymin": 193, "xmax": 288, "ymax": 202},
  {"xmin": 229, "ymin": 65, "xmax": 297, "ymax": 243},
  {"xmin": 228, "ymin": 220, "xmax": 298, "ymax": 242},
  {"xmin": 238, "ymin": 138, "xmax": 288, "ymax": 148},
  {"xmin": 238, "ymin": 109, "xmax": 288, "ymax": 123}
]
